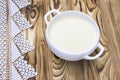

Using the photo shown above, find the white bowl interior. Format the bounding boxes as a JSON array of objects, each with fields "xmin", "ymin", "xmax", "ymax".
[{"xmin": 46, "ymin": 11, "xmax": 100, "ymax": 56}]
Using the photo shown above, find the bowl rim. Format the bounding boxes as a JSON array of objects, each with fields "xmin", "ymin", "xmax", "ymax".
[{"xmin": 45, "ymin": 11, "xmax": 100, "ymax": 56}]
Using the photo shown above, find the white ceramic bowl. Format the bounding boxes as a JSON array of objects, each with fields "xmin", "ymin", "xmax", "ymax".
[{"xmin": 44, "ymin": 9, "xmax": 104, "ymax": 61}]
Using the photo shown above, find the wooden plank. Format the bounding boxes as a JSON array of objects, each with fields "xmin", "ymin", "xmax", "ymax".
[{"xmin": 20, "ymin": 0, "xmax": 120, "ymax": 80}]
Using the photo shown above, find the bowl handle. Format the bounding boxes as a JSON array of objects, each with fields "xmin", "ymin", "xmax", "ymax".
[
  {"xmin": 83, "ymin": 43, "xmax": 104, "ymax": 60},
  {"xmin": 44, "ymin": 9, "xmax": 60, "ymax": 25}
]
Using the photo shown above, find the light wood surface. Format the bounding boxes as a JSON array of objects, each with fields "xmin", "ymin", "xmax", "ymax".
[{"xmin": 22, "ymin": 0, "xmax": 120, "ymax": 80}]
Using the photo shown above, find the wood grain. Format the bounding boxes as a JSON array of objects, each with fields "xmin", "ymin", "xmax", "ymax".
[{"xmin": 21, "ymin": 0, "xmax": 120, "ymax": 80}]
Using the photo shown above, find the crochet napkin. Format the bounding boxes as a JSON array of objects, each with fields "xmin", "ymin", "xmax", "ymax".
[{"xmin": 0, "ymin": 0, "xmax": 37, "ymax": 80}]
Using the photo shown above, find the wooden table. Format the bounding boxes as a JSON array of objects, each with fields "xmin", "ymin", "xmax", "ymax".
[{"xmin": 23, "ymin": 0, "xmax": 120, "ymax": 80}]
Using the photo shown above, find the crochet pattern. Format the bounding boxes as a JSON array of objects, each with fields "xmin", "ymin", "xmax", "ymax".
[{"xmin": 0, "ymin": 0, "xmax": 37, "ymax": 80}]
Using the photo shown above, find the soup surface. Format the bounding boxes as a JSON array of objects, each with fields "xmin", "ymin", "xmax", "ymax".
[{"xmin": 48, "ymin": 14, "xmax": 97, "ymax": 54}]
